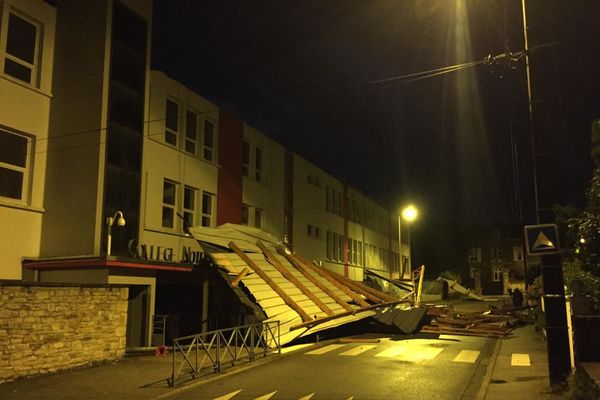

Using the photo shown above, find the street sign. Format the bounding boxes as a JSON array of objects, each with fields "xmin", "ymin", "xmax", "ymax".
[{"xmin": 524, "ymin": 224, "xmax": 559, "ymax": 255}]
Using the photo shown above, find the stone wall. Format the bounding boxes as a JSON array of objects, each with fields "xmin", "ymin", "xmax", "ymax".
[{"xmin": 0, "ymin": 282, "xmax": 128, "ymax": 383}]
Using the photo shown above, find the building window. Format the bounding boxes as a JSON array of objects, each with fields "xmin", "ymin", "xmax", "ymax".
[
  {"xmin": 470, "ymin": 267, "xmax": 478, "ymax": 279},
  {"xmin": 255, "ymin": 208, "xmax": 263, "ymax": 228},
  {"xmin": 0, "ymin": 128, "xmax": 30, "ymax": 201},
  {"xmin": 307, "ymin": 173, "xmax": 321, "ymax": 188},
  {"xmin": 255, "ymin": 147, "xmax": 262, "ymax": 181},
  {"xmin": 468, "ymin": 247, "xmax": 481, "ymax": 262},
  {"xmin": 307, "ymin": 224, "xmax": 321, "ymax": 239},
  {"xmin": 203, "ymin": 119, "xmax": 215, "ymax": 161},
  {"xmin": 185, "ymin": 110, "xmax": 197, "ymax": 155},
  {"xmin": 165, "ymin": 99, "xmax": 179, "ymax": 146},
  {"xmin": 3, "ymin": 12, "xmax": 39, "ymax": 86},
  {"xmin": 183, "ymin": 185, "xmax": 196, "ymax": 230},
  {"xmin": 162, "ymin": 179, "xmax": 177, "ymax": 228},
  {"xmin": 242, "ymin": 141, "xmax": 250, "ymax": 177},
  {"xmin": 513, "ymin": 246, "xmax": 523, "ymax": 261},
  {"xmin": 241, "ymin": 204, "xmax": 249, "ymax": 225},
  {"xmin": 201, "ymin": 191, "xmax": 214, "ymax": 227},
  {"xmin": 492, "ymin": 266, "xmax": 502, "ymax": 282},
  {"xmin": 491, "ymin": 247, "xmax": 503, "ymax": 260}
]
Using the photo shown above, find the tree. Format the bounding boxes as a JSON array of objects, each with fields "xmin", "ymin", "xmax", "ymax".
[{"xmin": 563, "ymin": 119, "xmax": 600, "ymax": 312}]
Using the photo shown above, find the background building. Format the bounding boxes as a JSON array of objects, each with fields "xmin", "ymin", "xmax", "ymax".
[{"xmin": 3, "ymin": 0, "xmax": 412, "ymax": 348}]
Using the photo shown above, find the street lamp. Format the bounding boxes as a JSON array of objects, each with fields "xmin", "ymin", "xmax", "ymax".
[
  {"xmin": 398, "ymin": 204, "xmax": 418, "ymax": 278},
  {"xmin": 106, "ymin": 211, "xmax": 126, "ymax": 256}
]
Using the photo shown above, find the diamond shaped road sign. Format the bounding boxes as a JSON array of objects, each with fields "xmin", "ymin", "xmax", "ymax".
[{"xmin": 524, "ymin": 224, "xmax": 560, "ymax": 255}]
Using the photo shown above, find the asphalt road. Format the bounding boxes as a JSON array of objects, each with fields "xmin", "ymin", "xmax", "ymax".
[{"xmin": 172, "ymin": 333, "xmax": 497, "ymax": 400}]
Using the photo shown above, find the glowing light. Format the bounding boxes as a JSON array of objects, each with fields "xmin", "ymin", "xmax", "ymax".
[{"xmin": 401, "ymin": 205, "xmax": 418, "ymax": 222}]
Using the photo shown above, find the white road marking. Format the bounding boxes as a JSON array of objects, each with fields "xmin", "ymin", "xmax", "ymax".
[
  {"xmin": 453, "ymin": 350, "xmax": 480, "ymax": 363},
  {"xmin": 213, "ymin": 389, "xmax": 242, "ymax": 400},
  {"xmin": 339, "ymin": 345, "xmax": 377, "ymax": 356},
  {"xmin": 375, "ymin": 346, "xmax": 407, "ymax": 358},
  {"xmin": 254, "ymin": 391, "xmax": 277, "ymax": 400},
  {"xmin": 298, "ymin": 393, "xmax": 315, "ymax": 400},
  {"xmin": 511, "ymin": 353, "xmax": 531, "ymax": 366},
  {"xmin": 305, "ymin": 344, "xmax": 346, "ymax": 355},
  {"xmin": 397, "ymin": 346, "xmax": 443, "ymax": 361}
]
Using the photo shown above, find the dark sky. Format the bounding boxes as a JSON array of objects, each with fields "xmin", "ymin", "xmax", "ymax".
[{"xmin": 152, "ymin": 0, "xmax": 600, "ymax": 232}]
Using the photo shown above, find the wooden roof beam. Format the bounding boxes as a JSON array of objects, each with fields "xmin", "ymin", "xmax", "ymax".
[
  {"xmin": 257, "ymin": 241, "xmax": 334, "ymax": 317},
  {"xmin": 293, "ymin": 254, "xmax": 370, "ymax": 308},
  {"xmin": 229, "ymin": 241, "xmax": 312, "ymax": 323},
  {"xmin": 278, "ymin": 248, "xmax": 354, "ymax": 312}
]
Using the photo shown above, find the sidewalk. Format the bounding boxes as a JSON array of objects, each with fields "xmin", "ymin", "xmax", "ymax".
[{"xmin": 0, "ymin": 349, "xmax": 281, "ymax": 400}]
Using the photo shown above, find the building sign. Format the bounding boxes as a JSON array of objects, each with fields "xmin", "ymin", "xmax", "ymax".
[
  {"xmin": 524, "ymin": 224, "xmax": 559, "ymax": 256},
  {"xmin": 127, "ymin": 239, "xmax": 202, "ymax": 265}
]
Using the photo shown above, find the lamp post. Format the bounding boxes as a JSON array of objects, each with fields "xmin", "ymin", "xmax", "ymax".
[
  {"xmin": 398, "ymin": 205, "xmax": 418, "ymax": 278},
  {"xmin": 106, "ymin": 211, "xmax": 126, "ymax": 256}
]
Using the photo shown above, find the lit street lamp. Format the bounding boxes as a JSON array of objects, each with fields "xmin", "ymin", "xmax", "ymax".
[
  {"xmin": 106, "ymin": 211, "xmax": 126, "ymax": 256},
  {"xmin": 398, "ymin": 204, "xmax": 418, "ymax": 278}
]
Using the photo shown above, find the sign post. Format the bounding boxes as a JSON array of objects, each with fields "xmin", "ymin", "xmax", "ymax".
[{"xmin": 524, "ymin": 224, "xmax": 571, "ymax": 385}]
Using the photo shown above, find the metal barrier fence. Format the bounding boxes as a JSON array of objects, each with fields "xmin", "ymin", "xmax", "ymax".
[{"xmin": 168, "ymin": 321, "xmax": 280, "ymax": 387}]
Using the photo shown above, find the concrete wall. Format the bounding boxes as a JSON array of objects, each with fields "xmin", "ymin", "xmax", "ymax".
[
  {"xmin": 0, "ymin": 282, "xmax": 128, "ymax": 383},
  {"xmin": 41, "ymin": 0, "xmax": 110, "ymax": 257}
]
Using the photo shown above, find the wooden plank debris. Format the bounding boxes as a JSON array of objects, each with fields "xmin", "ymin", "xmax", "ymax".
[
  {"xmin": 257, "ymin": 241, "xmax": 334, "ymax": 316},
  {"xmin": 293, "ymin": 254, "xmax": 370, "ymax": 307},
  {"xmin": 279, "ymin": 248, "xmax": 354, "ymax": 312},
  {"xmin": 420, "ymin": 305, "xmax": 522, "ymax": 338},
  {"xmin": 230, "ymin": 267, "xmax": 250, "ymax": 287},
  {"xmin": 229, "ymin": 241, "xmax": 312, "ymax": 323}
]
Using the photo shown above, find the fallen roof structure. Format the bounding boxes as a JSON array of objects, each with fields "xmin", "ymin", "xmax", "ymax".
[{"xmin": 189, "ymin": 224, "xmax": 411, "ymax": 345}]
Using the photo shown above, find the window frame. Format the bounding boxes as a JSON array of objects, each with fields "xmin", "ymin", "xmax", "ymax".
[
  {"xmin": 201, "ymin": 191, "xmax": 214, "ymax": 227},
  {"xmin": 184, "ymin": 109, "xmax": 198, "ymax": 155},
  {"xmin": 242, "ymin": 140, "xmax": 250, "ymax": 177},
  {"xmin": 162, "ymin": 179, "xmax": 178, "ymax": 229},
  {"xmin": 0, "ymin": 127, "xmax": 32, "ymax": 203},
  {"xmin": 165, "ymin": 98, "xmax": 179, "ymax": 147},
  {"xmin": 203, "ymin": 118, "xmax": 215, "ymax": 162},
  {"xmin": 255, "ymin": 147, "xmax": 262, "ymax": 181},
  {"xmin": 2, "ymin": 10, "xmax": 40, "ymax": 87},
  {"xmin": 183, "ymin": 185, "xmax": 197, "ymax": 230}
]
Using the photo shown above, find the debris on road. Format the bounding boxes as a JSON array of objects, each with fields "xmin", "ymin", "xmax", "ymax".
[{"xmin": 420, "ymin": 303, "xmax": 525, "ymax": 338}]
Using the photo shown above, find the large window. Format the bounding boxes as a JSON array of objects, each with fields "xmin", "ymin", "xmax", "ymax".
[
  {"xmin": 165, "ymin": 99, "xmax": 179, "ymax": 146},
  {"xmin": 0, "ymin": 129, "xmax": 30, "ymax": 201},
  {"xmin": 183, "ymin": 185, "xmax": 196, "ymax": 229},
  {"xmin": 242, "ymin": 141, "xmax": 250, "ymax": 177},
  {"xmin": 3, "ymin": 12, "xmax": 39, "ymax": 85},
  {"xmin": 185, "ymin": 110, "xmax": 197, "ymax": 155},
  {"xmin": 255, "ymin": 147, "xmax": 262, "ymax": 181},
  {"xmin": 255, "ymin": 208, "xmax": 263, "ymax": 228},
  {"xmin": 492, "ymin": 266, "xmax": 502, "ymax": 282},
  {"xmin": 203, "ymin": 119, "xmax": 215, "ymax": 161},
  {"xmin": 491, "ymin": 247, "xmax": 503, "ymax": 260},
  {"xmin": 162, "ymin": 180, "xmax": 177, "ymax": 228},
  {"xmin": 241, "ymin": 204, "xmax": 249, "ymax": 225},
  {"xmin": 201, "ymin": 191, "xmax": 214, "ymax": 227}
]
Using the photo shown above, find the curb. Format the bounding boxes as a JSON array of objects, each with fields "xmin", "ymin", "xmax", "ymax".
[{"xmin": 475, "ymin": 337, "xmax": 502, "ymax": 400}]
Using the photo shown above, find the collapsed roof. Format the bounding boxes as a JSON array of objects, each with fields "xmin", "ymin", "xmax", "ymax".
[{"xmin": 189, "ymin": 224, "xmax": 412, "ymax": 345}]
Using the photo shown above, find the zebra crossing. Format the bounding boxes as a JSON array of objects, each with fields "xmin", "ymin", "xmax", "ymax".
[
  {"xmin": 302, "ymin": 341, "xmax": 533, "ymax": 367},
  {"xmin": 209, "ymin": 342, "xmax": 534, "ymax": 400}
]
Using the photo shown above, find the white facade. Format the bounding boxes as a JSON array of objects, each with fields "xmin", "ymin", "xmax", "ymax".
[
  {"xmin": 143, "ymin": 70, "xmax": 219, "ymax": 261},
  {"xmin": 0, "ymin": 0, "xmax": 56, "ymax": 280},
  {"xmin": 241, "ymin": 124, "xmax": 285, "ymax": 240}
]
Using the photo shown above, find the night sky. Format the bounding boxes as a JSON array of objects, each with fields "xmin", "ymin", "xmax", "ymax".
[{"xmin": 152, "ymin": 1, "xmax": 600, "ymax": 240}]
